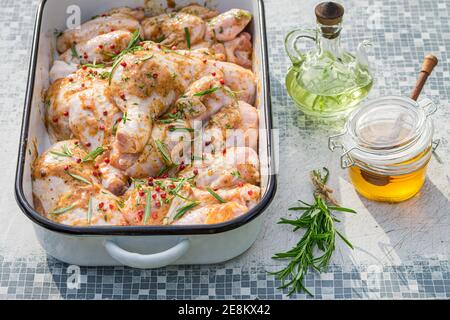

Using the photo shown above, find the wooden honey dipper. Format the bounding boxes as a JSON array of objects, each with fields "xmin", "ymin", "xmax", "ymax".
[{"xmin": 410, "ymin": 54, "xmax": 438, "ymax": 100}]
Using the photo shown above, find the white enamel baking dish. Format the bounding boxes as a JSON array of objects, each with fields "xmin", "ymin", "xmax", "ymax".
[{"xmin": 15, "ymin": 0, "xmax": 276, "ymax": 268}]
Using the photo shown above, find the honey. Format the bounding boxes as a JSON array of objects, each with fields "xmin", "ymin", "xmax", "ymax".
[
  {"xmin": 329, "ymin": 96, "xmax": 437, "ymax": 203},
  {"xmin": 349, "ymin": 161, "xmax": 429, "ymax": 202}
]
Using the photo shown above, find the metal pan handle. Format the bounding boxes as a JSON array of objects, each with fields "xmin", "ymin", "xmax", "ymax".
[{"xmin": 104, "ymin": 239, "xmax": 190, "ymax": 269}]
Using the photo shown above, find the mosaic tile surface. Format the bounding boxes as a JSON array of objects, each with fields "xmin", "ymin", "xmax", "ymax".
[{"xmin": 0, "ymin": 0, "xmax": 449, "ymax": 300}]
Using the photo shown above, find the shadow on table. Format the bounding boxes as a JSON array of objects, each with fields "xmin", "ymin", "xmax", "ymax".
[{"xmin": 350, "ymin": 176, "xmax": 450, "ymax": 266}]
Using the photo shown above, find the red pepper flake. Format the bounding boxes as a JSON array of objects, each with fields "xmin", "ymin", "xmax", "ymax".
[
  {"xmin": 161, "ymin": 173, "xmax": 168, "ymax": 178},
  {"xmin": 157, "ymin": 44, "xmax": 161, "ymax": 49},
  {"xmin": 52, "ymin": 117, "xmax": 59, "ymax": 123},
  {"xmin": 109, "ymin": 44, "xmax": 115, "ymax": 50},
  {"xmin": 172, "ymin": 109, "xmax": 178, "ymax": 115},
  {"xmin": 68, "ymin": 78, "xmax": 74, "ymax": 82},
  {"xmin": 85, "ymin": 142, "xmax": 91, "ymax": 147},
  {"xmin": 93, "ymin": 171, "xmax": 99, "ymax": 177},
  {"xmin": 148, "ymin": 181, "xmax": 154, "ymax": 187},
  {"xmin": 94, "ymin": 164, "xmax": 99, "ymax": 169},
  {"xmin": 120, "ymin": 61, "xmax": 127, "ymax": 68},
  {"xmin": 104, "ymin": 157, "xmax": 110, "ymax": 164},
  {"xmin": 98, "ymin": 202, "xmax": 104, "ymax": 209},
  {"xmin": 238, "ymin": 181, "xmax": 244, "ymax": 187},
  {"xmin": 137, "ymin": 210, "xmax": 144, "ymax": 221},
  {"xmin": 76, "ymin": 158, "xmax": 81, "ymax": 164},
  {"xmin": 193, "ymin": 168, "xmax": 199, "ymax": 175},
  {"xmin": 211, "ymin": 72, "xmax": 216, "ymax": 77},
  {"xmin": 179, "ymin": 163, "xmax": 186, "ymax": 171},
  {"xmin": 99, "ymin": 125, "xmax": 105, "ymax": 131},
  {"xmin": 220, "ymin": 78, "xmax": 225, "ymax": 85},
  {"xmin": 120, "ymin": 93, "xmax": 126, "ymax": 100},
  {"xmin": 202, "ymin": 59, "xmax": 207, "ymax": 64},
  {"xmin": 152, "ymin": 73, "xmax": 158, "ymax": 79},
  {"xmin": 248, "ymin": 190, "xmax": 254, "ymax": 196},
  {"xmin": 110, "ymin": 28, "xmax": 115, "ymax": 32},
  {"xmin": 63, "ymin": 111, "xmax": 69, "ymax": 117},
  {"xmin": 82, "ymin": 65, "xmax": 87, "ymax": 70},
  {"xmin": 155, "ymin": 186, "xmax": 161, "ymax": 192},
  {"xmin": 160, "ymin": 193, "xmax": 167, "ymax": 199},
  {"xmin": 109, "ymin": 204, "xmax": 114, "ymax": 210},
  {"xmin": 152, "ymin": 193, "xmax": 157, "ymax": 199},
  {"xmin": 83, "ymin": 52, "xmax": 88, "ymax": 59},
  {"xmin": 103, "ymin": 110, "xmax": 108, "ymax": 116},
  {"xmin": 169, "ymin": 184, "xmax": 176, "ymax": 189},
  {"xmin": 213, "ymin": 187, "xmax": 219, "ymax": 191},
  {"xmin": 155, "ymin": 200, "xmax": 161, "ymax": 207},
  {"xmin": 213, "ymin": 63, "xmax": 217, "ymax": 67},
  {"xmin": 81, "ymin": 83, "xmax": 85, "ymax": 88},
  {"xmin": 152, "ymin": 212, "xmax": 158, "ymax": 220},
  {"xmin": 63, "ymin": 165, "xmax": 69, "ymax": 171},
  {"xmin": 171, "ymin": 46, "xmax": 177, "ymax": 50},
  {"xmin": 98, "ymin": 44, "xmax": 104, "ymax": 49},
  {"xmin": 222, "ymin": 148, "xmax": 227, "ymax": 155},
  {"xmin": 139, "ymin": 190, "xmax": 145, "ymax": 197},
  {"xmin": 139, "ymin": 41, "xmax": 144, "ymax": 46}
]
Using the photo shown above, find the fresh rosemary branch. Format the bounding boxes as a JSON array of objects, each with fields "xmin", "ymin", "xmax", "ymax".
[{"xmin": 270, "ymin": 168, "xmax": 355, "ymax": 296}]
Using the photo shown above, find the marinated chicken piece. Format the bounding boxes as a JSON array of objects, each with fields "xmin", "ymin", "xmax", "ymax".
[
  {"xmin": 179, "ymin": 4, "xmax": 219, "ymax": 20},
  {"xmin": 99, "ymin": 6, "xmax": 145, "ymax": 21},
  {"xmin": 56, "ymin": 13, "xmax": 142, "ymax": 53},
  {"xmin": 173, "ymin": 72, "xmax": 236, "ymax": 124},
  {"xmin": 173, "ymin": 202, "xmax": 248, "ymax": 225},
  {"xmin": 45, "ymin": 67, "xmax": 122, "ymax": 149},
  {"xmin": 97, "ymin": 156, "xmax": 129, "ymax": 196},
  {"xmin": 142, "ymin": 12, "xmax": 206, "ymax": 49},
  {"xmin": 224, "ymin": 32, "xmax": 253, "ymax": 69},
  {"xmin": 122, "ymin": 178, "xmax": 195, "ymax": 225},
  {"xmin": 203, "ymin": 100, "xmax": 258, "ymax": 153},
  {"xmin": 206, "ymin": 9, "xmax": 252, "ymax": 42},
  {"xmin": 59, "ymin": 30, "xmax": 134, "ymax": 64},
  {"xmin": 177, "ymin": 45, "xmax": 226, "ymax": 61},
  {"xmin": 109, "ymin": 45, "xmax": 256, "ymax": 156},
  {"xmin": 180, "ymin": 147, "xmax": 260, "ymax": 189},
  {"xmin": 119, "ymin": 120, "xmax": 192, "ymax": 179},
  {"xmin": 32, "ymin": 140, "xmax": 95, "ymax": 214}
]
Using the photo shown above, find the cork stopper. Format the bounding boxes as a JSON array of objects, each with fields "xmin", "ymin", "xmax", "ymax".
[{"xmin": 315, "ymin": 2, "xmax": 345, "ymax": 25}]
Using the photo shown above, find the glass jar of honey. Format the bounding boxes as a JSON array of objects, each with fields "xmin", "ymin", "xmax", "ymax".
[{"xmin": 328, "ymin": 96, "xmax": 439, "ymax": 202}]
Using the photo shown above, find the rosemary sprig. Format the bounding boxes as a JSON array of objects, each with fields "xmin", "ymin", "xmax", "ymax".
[
  {"xmin": 168, "ymin": 126, "xmax": 194, "ymax": 133},
  {"xmin": 206, "ymin": 187, "xmax": 226, "ymax": 203},
  {"xmin": 193, "ymin": 86, "xmax": 219, "ymax": 97},
  {"xmin": 174, "ymin": 201, "xmax": 199, "ymax": 220},
  {"xmin": 155, "ymin": 139, "xmax": 172, "ymax": 166},
  {"xmin": 270, "ymin": 168, "xmax": 355, "ymax": 296},
  {"xmin": 143, "ymin": 190, "xmax": 152, "ymax": 224},
  {"xmin": 49, "ymin": 204, "xmax": 76, "ymax": 215},
  {"xmin": 184, "ymin": 27, "xmax": 191, "ymax": 49},
  {"xmin": 71, "ymin": 43, "xmax": 79, "ymax": 59},
  {"xmin": 50, "ymin": 144, "xmax": 73, "ymax": 158},
  {"xmin": 122, "ymin": 111, "xmax": 130, "ymax": 124},
  {"xmin": 82, "ymin": 146, "xmax": 105, "ymax": 163},
  {"xmin": 65, "ymin": 171, "xmax": 92, "ymax": 185},
  {"xmin": 81, "ymin": 63, "xmax": 105, "ymax": 68}
]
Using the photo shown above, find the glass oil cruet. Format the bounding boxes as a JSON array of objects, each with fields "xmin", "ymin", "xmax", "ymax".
[{"xmin": 285, "ymin": 2, "xmax": 373, "ymax": 118}]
